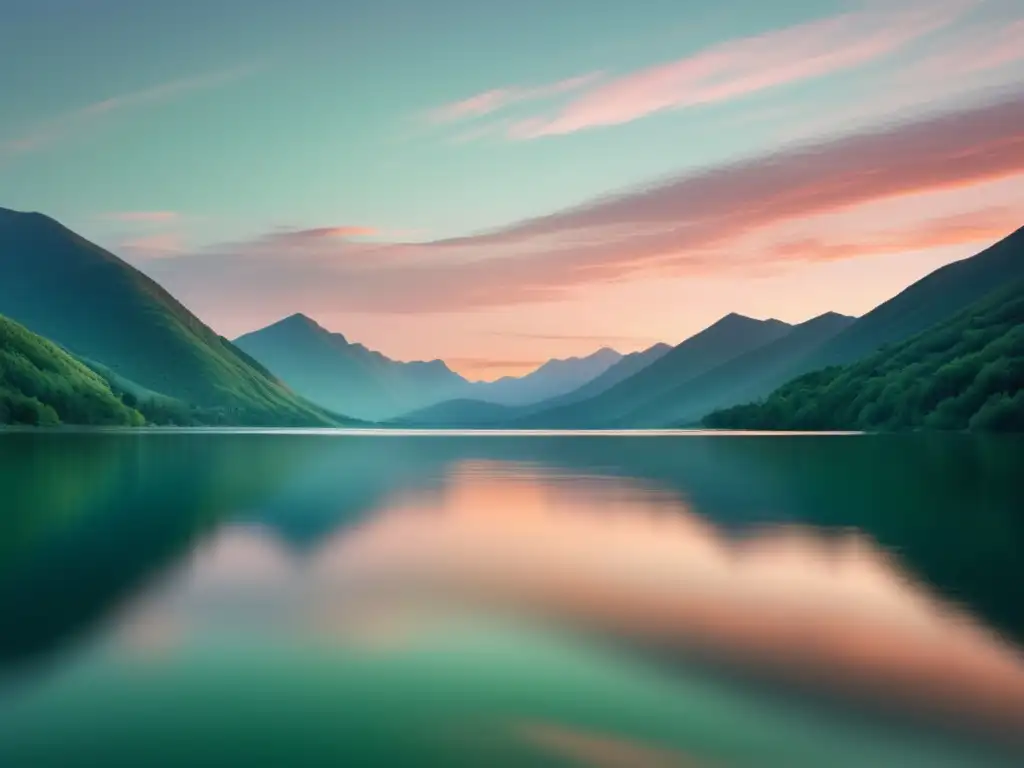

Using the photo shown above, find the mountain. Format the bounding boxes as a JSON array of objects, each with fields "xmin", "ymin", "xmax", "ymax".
[
  {"xmin": 705, "ymin": 280, "xmax": 1024, "ymax": 432},
  {"xmin": 515, "ymin": 314, "xmax": 793, "ymax": 428},
  {"xmin": 396, "ymin": 343, "xmax": 671, "ymax": 427},
  {"xmin": 234, "ymin": 313, "xmax": 468, "ymax": 421},
  {"xmin": 539, "ymin": 343, "xmax": 674, "ymax": 410},
  {"xmin": 0, "ymin": 207, "xmax": 341, "ymax": 426},
  {"xmin": 620, "ymin": 312, "xmax": 857, "ymax": 427},
  {"xmin": 0, "ymin": 314, "xmax": 143, "ymax": 426},
  {"xmin": 466, "ymin": 347, "xmax": 623, "ymax": 406},
  {"xmin": 802, "ymin": 226, "xmax": 1024, "ymax": 370}
]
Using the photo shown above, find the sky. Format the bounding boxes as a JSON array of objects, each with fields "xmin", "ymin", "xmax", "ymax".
[{"xmin": 1, "ymin": 0, "xmax": 1022, "ymax": 380}]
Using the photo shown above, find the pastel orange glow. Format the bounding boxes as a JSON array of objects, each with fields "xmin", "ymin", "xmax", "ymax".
[
  {"xmin": 304, "ymin": 465, "xmax": 1024, "ymax": 734},
  {"xmin": 138, "ymin": 90, "xmax": 1024, "ymax": 371}
]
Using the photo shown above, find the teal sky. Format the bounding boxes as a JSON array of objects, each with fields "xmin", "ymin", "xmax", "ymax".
[{"xmin": 2, "ymin": 0, "xmax": 1022, "ymax": 378}]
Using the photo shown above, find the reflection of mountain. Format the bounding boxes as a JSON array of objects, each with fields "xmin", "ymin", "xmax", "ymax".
[
  {"xmin": 243, "ymin": 435, "xmax": 1024, "ymax": 645},
  {"xmin": 0, "ymin": 434, "xmax": 309, "ymax": 672},
  {"xmin": 3, "ymin": 432, "xmax": 1023, "ymax": 679}
]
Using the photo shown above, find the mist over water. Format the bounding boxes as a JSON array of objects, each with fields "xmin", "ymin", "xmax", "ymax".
[{"xmin": 1, "ymin": 431, "xmax": 1023, "ymax": 766}]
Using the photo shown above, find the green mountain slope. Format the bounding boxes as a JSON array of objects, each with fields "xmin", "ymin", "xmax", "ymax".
[
  {"xmin": 705, "ymin": 282, "xmax": 1024, "ymax": 432},
  {"xmin": 234, "ymin": 313, "xmax": 468, "ymax": 421},
  {"xmin": 0, "ymin": 207, "xmax": 343, "ymax": 426},
  {"xmin": 516, "ymin": 314, "xmax": 793, "ymax": 428},
  {"xmin": 621, "ymin": 313, "xmax": 856, "ymax": 427},
  {"xmin": 0, "ymin": 314, "xmax": 143, "ymax": 426},
  {"xmin": 802, "ymin": 226, "xmax": 1024, "ymax": 370}
]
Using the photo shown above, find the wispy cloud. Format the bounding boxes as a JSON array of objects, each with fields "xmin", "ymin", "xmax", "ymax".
[
  {"xmin": 265, "ymin": 226, "xmax": 378, "ymax": 243},
  {"xmin": 508, "ymin": 0, "xmax": 976, "ymax": 138},
  {"xmin": 763, "ymin": 207, "xmax": 1021, "ymax": 265},
  {"xmin": 488, "ymin": 332, "xmax": 667, "ymax": 345},
  {"xmin": 444, "ymin": 358, "xmax": 547, "ymax": 378},
  {"xmin": 904, "ymin": 17, "xmax": 1024, "ymax": 78},
  {"xmin": 101, "ymin": 211, "xmax": 181, "ymax": 223},
  {"xmin": 427, "ymin": 73, "xmax": 603, "ymax": 124},
  {"xmin": 0, "ymin": 66, "xmax": 255, "ymax": 159},
  {"xmin": 119, "ymin": 233, "xmax": 185, "ymax": 259},
  {"xmin": 143, "ymin": 91, "xmax": 1024, "ymax": 316}
]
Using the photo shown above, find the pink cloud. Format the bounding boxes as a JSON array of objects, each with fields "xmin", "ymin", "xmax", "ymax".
[
  {"xmin": 508, "ymin": 0, "xmax": 976, "ymax": 138},
  {"xmin": 427, "ymin": 73, "xmax": 603, "ymax": 124},
  {"xmin": 0, "ymin": 66, "xmax": 255, "ymax": 159},
  {"xmin": 142, "ymin": 91, "xmax": 1024, "ymax": 315},
  {"xmin": 906, "ymin": 18, "xmax": 1024, "ymax": 78},
  {"xmin": 262, "ymin": 226, "xmax": 378, "ymax": 246}
]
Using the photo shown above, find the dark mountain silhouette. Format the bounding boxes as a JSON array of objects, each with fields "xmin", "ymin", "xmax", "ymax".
[
  {"xmin": 621, "ymin": 312, "xmax": 856, "ymax": 426},
  {"xmin": 0, "ymin": 207, "xmax": 342, "ymax": 425},
  {"xmin": 515, "ymin": 314, "xmax": 793, "ymax": 428},
  {"xmin": 234, "ymin": 313, "xmax": 469, "ymax": 421}
]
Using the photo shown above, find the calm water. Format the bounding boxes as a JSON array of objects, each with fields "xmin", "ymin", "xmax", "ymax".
[{"xmin": 1, "ymin": 431, "xmax": 1023, "ymax": 767}]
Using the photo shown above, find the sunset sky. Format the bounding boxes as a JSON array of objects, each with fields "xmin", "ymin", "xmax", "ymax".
[{"xmin": 1, "ymin": 0, "xmax": 1022, "ymax": 379}]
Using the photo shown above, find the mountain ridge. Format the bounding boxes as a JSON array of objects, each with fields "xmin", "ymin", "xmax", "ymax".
[
  {"xmin": 512, "ymin": 314, "xmax": 794, "ymax": 428},
  {"xmin": 0, "ymin": 206, "xmax": 345, "ymax": 426}
]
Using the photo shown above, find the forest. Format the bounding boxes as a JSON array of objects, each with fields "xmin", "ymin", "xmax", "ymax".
[{"xmin": 704, "ymin": 282, "xmax": 1024, "ymax": 433}]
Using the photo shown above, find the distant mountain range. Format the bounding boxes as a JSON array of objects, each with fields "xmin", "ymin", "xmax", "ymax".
[
  {"xmin": 236, "ymin": 314, "xmax": 626, "ymax": 421},
  {"xmin": 393, "ymin": 226, "xmax": 1023, "ymax": 430},
  {"xmin": 396, "ymin": 343, "xmax": 671, "ymax": 426},
  {"xmin": 0, "ymin": 207, "xmax": 349, "ymax": 426},
  {"xmin": 508, "ymin": 314, "xmax": 794, "ymax": 428},
  {"xmin": 234, "ymin": 313, "xmax": 468, "ymax": 422},
  {"xmin": 0, "ymin": 203, "xmax": 1020, "ymax": 431}
]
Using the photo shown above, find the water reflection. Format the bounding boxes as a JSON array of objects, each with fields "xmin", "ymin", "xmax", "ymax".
[{"xmin": 1, "ymin": 432, "xmax": 1023, "ymax": 766}]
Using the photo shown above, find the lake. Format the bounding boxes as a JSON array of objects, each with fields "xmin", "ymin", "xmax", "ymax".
[{"xmin": 1, "ymin": 430, "xmax": 1023, "ymax": 766}]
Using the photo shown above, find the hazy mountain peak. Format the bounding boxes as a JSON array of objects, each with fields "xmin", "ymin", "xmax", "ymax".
[
  {"xmin": 280, "ymin": 312, "xmax": 325, "ymax": 330},
  {"xmin": 811, "ymin": 311, "xmax": 857, "ymax": 323}
]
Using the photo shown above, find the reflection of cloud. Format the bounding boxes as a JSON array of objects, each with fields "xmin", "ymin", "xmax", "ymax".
[
  {"xmin": 185, "ymin": 525, "xmax": 295, "ymax": 587},
  {"xmin": 143, "ymin": 93, "xmax": 1024, "ymax": 317},
  {"xmin": 305, "ymin": 465, "xmax": 1024, "ymax": 734},
  {"xmin": 519, "ymin": 721, "xmax": 698, "ymax": 767},
  {"xmin": 121, "ymin": 463, "xmax": 1024, "ymax": 737}
]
